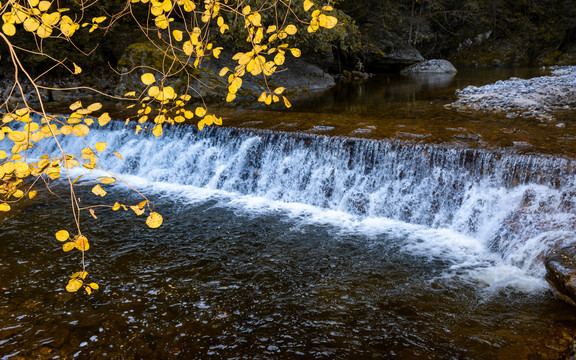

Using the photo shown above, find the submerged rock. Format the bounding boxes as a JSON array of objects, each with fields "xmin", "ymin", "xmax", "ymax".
[{"xmin": 545, "ymin": 246, "xmax": 576, "ymax": 307}]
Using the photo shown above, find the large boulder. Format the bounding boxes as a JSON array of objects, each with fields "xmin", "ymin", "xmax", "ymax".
[
  {"xmin": 545, "ymin": 246, "xmax": 576, "ymax": 307},
  {"xmin": 359, "ymin": 24, "xmax": 424, "ymax": 72},
  {"xmin": 115, "ymin": 42, "xmax": 335, "ymax": 105},
  {"xmin": 400, "ymin": 59, "xmax": 458, "ymax": 74}
]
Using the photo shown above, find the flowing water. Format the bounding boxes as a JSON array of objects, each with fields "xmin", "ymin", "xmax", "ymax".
[{"xmin": 2, "ymin": 68, "xmax": 576, "ymax": 359}]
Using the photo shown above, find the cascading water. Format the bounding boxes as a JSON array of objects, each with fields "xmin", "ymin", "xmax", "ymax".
[
  {"xmin": 36, "ymin": 122, "xmax": 576, "ymax": 285},
  {"xmin": 6, "ymin": 117, "xmax": 576, "ymax": 359}
]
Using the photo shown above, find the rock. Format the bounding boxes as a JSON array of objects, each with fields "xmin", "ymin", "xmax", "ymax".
[
  {"xmin": 447, "ymin": 66, "xmax": 576, "ymax": 121},
  {"xmin": 400, "ymin": 59, "xmax": 458, "ymax": 74},
  {"xmin": 358, "ymin": 24, "xmax": 424, "ymax": 72},
  {"xmin": 545, "ymin": 246, "xmax": 576, "ymax": 307},
  {"xmin": 115, "ymin": 42, "xmax": 335, "ymax": 105}
]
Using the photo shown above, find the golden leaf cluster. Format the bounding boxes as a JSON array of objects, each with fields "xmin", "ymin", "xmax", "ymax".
[
  {"xmin": 1, "ymin": 0, "xmax": 81, "ymax": 38},
  {"xmin": 0, "ymin": 0, "xmax": 339, "ymax": 294}
]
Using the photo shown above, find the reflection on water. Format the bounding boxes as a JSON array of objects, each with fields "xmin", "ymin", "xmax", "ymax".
[
  {"xmin": 217, "ymin": 67, "xmax": 576, "ymax": 156},
  {"xmin": 3, "ymin": 67, "xmax": 576, "ymax": 359},
  {"xmin": 1, "ymin": 187, "xmax": 576, "ymax": 359}
]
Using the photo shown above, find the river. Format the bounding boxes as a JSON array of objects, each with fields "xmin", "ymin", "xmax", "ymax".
[{"xmin": 1, "ymin": 67, "xmax": 576, "ymax": 359}]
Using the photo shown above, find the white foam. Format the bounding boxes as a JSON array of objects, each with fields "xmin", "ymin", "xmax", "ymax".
[{"xmin": 31, "ymin": 125, "xmax": 576, "ymax": 295}]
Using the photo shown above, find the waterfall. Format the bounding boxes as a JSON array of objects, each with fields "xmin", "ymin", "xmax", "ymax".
[{"xmin": 32, "ymin": 123, "xmax": 576, "ymax": 281}]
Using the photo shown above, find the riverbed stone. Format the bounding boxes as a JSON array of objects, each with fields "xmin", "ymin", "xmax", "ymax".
[
  {"xmin": 545, "ymin": 246, "xmax": 576, "ymax": 307},
  {"xmin": 400, "ymin": 59, "xmax": 457, "ymax": 74}
]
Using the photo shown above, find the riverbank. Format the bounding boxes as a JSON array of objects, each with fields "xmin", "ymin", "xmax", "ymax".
[{"xmin": 446, "ymin": 66, "xmax": 576, "ymax": 122}]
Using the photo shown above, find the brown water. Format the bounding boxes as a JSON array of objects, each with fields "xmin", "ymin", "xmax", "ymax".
[
  {"xmin": 3, "ymin": 67, "xmax": 576, "ymax": 359},
  {"xmin": 217, "ymin": 67, "xmax": 576, "ymax": 156}
]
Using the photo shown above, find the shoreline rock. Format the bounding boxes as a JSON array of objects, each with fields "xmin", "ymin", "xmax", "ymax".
[
  {"xmin": 545, "ymin": 246, "xmax": 576, "ymax": 308},
  {"xmin": 446, "ymin": 66, "xmax": 576, "ymax": 121}
]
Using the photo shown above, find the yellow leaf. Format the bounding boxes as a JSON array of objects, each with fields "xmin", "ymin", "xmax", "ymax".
[
  {"xmin": 274, "ymin": 87, "xmax": 286, "ymax": 95},
  {"xmin": 0, "ymin": 150, "xmax": 7, "ymax": 159},
  {"xmin": 250, "ymin": 12, "xmax": 262, "ymax": 27},
  {"xmin": 66, "ymin": 278, "xmax": 83, "ymax": 292},
  {"xmin": 91, "ymin": 184, "xmax": 107, "ymax": 197},
  {"xmin": 100, "ymin": 177, "xmax": 116, "ymax": 184},
  {"xmin": 2, "ymin": 23, "xmax": 16, "ymax": 36},
  {"xmin": 148, "ymin": 86, "xmax": 161, "ymax": 98},
  {"xmin": 323, "ymin": 15, "xmax": 338, "ymax": 29},
  {"xmin": 0, "ymin": 203, "xmax": 10, "ymax": 211},
  {"xmin": 60, "ymin": 125, "xmax": 73, "ymax": 135},
  {"xmin": 113, "ymin": 152, "xmax": 123, "ymax": 160},
  {"xmin": 89, "ymin": 282, "xmax": 99, "ymax": 290},
  {"xmin": 266, "ymin": 25, "xmax": 277, "ymax": 33},
  {"xmin": 146, "ymin": 211, "xmax": 163, "ymax": 228},
  {"xmin": 172, "ymin": 29, "xmax": 183, "ymax": 41},
  {"xmin": 112, "ymin": 202, "xmax": 121, "ymax": 211},
  {"xmin": 85, "ymin": 286, "xmax": 92, "ymax": 295},
  {"xmin": 71, "ymin": 271, "xmax": 88, "ymax": 279},
  {"xmin": 283, "ymin": 96, "xmax": 291, "ymax": 108},
  {"xmin": 72, "ymin": 124, "xmax": 89, "ymax": 137},
  {"xmin": 74, "ymin": 235, "xmax": 89, "ymax": 251},
  {"xmin": 162, "ymin": 86, "xmax": 176, "ymax": 100},
  {"xmin": 36, "ymin": 23, "xmax": 52, "ymax": 38},
  {"xmin": 130, "ymin": 205, "xmax": 145, "ymax": 216},
  {"xmin": 290, "ymin": 48, "xmax": 301, "ymax": 57},
  {"xmin": 42, "ymin": 12, "xmax": 61, "ymax": 26},
  {"xmin": 265, "ymin": 94, "xmax": 272, "ymax": 105},
  {"xmin": 154, "ymin": 14, "xmax": 169, "ymax": 29},
  {"xmin": 23, "ymin": 18, "xmax": 40, "ymax": 32},
  {"xmin": 38, "ymin": 0, "xmax": 51, "ymax": 11},
  {"xmin": 304, "ymin": 0, "xmax": 314, "ymax": 11},
  {"xmin": 242, "ymin": 5, "xmax": 251, "ymax": 15},
  {"xmin": 183, "ymin": 40, "xmax": 193, "ymax": 56},
  {"xmin": 285, "ymin": 24, "xmax": 297, "ymax": 35},
  {"xmin": 152, "ymin": 124, "xmax": 163, "ymax": 137},
  {"xmin": 87, "ymin": 103, "xmax": 102, "ymax": 112},
  {"xmin": 69, "ymin": 101, "xmax": 82, "ymax": 111},
  {"xmin": 98, "ymin": 113, "xmax": 111, "ymax": 126},
  {"xmin": 258, "ymin": 92, "xmax": 267, "ymax": 102},
  {"xmin": 226, "ymin": 93, "xmax": 236, "ymax": 102},
  {"xmin": 72, "ymin": 62, "xmax": 82, "ymax": 74},
  {"xmin": 195, "ymin": 107, "xmax": 207, "ymax": 117},
  {"xmin": 56, "ymin": 230, "xmax": 70, "ymax": 241},
  {"xmin": 198, "ymin": 120, "xmax": 205, "ymax": 131},
  {"xmin": 63, "ymin": 242, "xmax": 76, "ymax": 252},
  {"xmin": 274, "ymin": 52, "xmax": 285, "ymax": 66},
  {"xmin": 28, "ymin": 190, "xmax": 37, "ymax": 199},
  {"xmin": 141, "ymin": 73, "xmax": 156, "ymax": 85},
  {"xmin": 95, "ymin": 142, "xmax": 107, "ymax": 152}
]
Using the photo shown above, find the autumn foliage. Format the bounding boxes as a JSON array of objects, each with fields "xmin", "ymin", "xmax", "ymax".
[{"xmin": 0, "ymin": 0, "xmax": 337, "ymax": 294}]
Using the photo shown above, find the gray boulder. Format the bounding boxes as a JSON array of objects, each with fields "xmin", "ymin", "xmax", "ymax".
[{"xmin": 401, "ymin": 59, "xmax": 458, "ymax": 74}]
